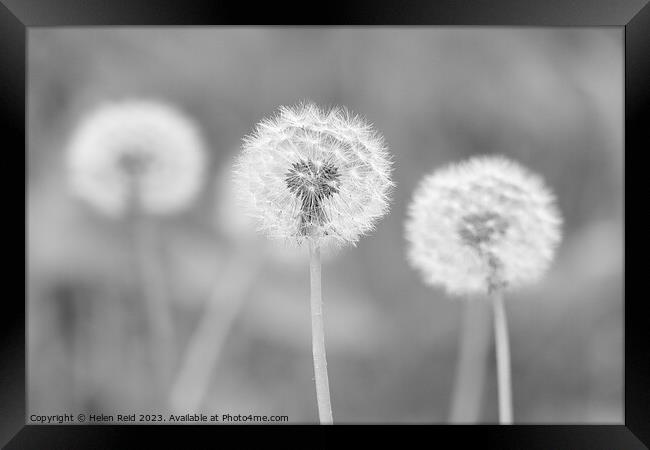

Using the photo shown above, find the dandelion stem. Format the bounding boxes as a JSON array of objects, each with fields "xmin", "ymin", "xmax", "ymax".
[
  {"xmin": 309, "ymin": 239, "xmax": 333, "ymax": 424},
  {"xmin": 134, "ymin": 215, "xmax": 174, "ymax": 400},
  {"xmin": 449, "ymin": 300, "xmax": 490, "ymax": 423},
  {"xmin": 169, "ymin": 248, "xmax": 260, "ymax": 413},
  {"xmin": 492, "ymin": 290, "xmax": 513, "ymax": 424}
]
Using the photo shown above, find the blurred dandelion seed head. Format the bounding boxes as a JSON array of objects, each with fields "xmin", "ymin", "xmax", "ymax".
[
  {"xmin": 234, "ymin": 101, "xmax": 393, "ymax": 247},
  {"xmin": 405, "ymin": 155, "xmax": 562, "ymax": 296},
  {"xmin": 66, "ymin": 100, "xmax": 206, "ymax": 217}
]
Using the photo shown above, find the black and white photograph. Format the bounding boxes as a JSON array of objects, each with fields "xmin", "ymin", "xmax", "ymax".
[{"xmin": 25, "ymin": 26, "xmax": 625, "ymax": 426}]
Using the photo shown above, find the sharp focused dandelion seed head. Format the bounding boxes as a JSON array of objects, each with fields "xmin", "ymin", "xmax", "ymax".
[
  {"xmin": 214, "ymin": 165, "xmax": 340, "ymax": 266},
  {"xmin": 234, "ymin": 101, "xmax": 393, "ymax": 247},
  {"xmin": 66, "ymin": 100, "xmax": 207, "ymax": 217},
  {"xmin": 405, "ymin": 155, "xmax": 562, "ymax": 296}
]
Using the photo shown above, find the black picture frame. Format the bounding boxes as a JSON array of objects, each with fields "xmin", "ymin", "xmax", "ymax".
[{"xmin": 6, "ymin": 0, "xmax": 648, "ymax": 447}]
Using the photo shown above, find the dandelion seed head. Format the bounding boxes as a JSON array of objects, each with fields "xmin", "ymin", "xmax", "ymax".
[
  {"xmin": 214, "ymin": 165, "xmax": 340, "ymax": 266},
  {"xmin": 234, "ymin": 101, "xmax": 393, "ymax": 246},
  {"xmin": 66, "ymin": 100, "xmax": 206, "ymax": 217},
  {"xmin": 405, "ymin": 155, "xmax": 562, "ymax": 296}
]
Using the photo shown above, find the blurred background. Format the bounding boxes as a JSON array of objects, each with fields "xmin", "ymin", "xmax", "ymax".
[{"xmin": 27, "ymin": 27, "xmax": 623, "ymax": 423}]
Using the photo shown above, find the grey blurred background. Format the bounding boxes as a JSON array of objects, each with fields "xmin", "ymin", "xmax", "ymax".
[{"xmin": 27, "ymin": 27, "xmax": 623, "ymax": 423}]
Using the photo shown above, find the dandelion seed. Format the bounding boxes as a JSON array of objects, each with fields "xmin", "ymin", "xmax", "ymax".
[
  {"xmin": 215, "ymin": 164, "xmax": 342, "ymax": 266},
  {"xmin": 67, "ymin": 100, "xmax": 206, "ymax": 217}
]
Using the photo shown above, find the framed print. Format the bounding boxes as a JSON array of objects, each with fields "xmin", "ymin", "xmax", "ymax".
[{"xmin": 5, "ymin": 0, "xmax": 649, "ymax": 447}]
